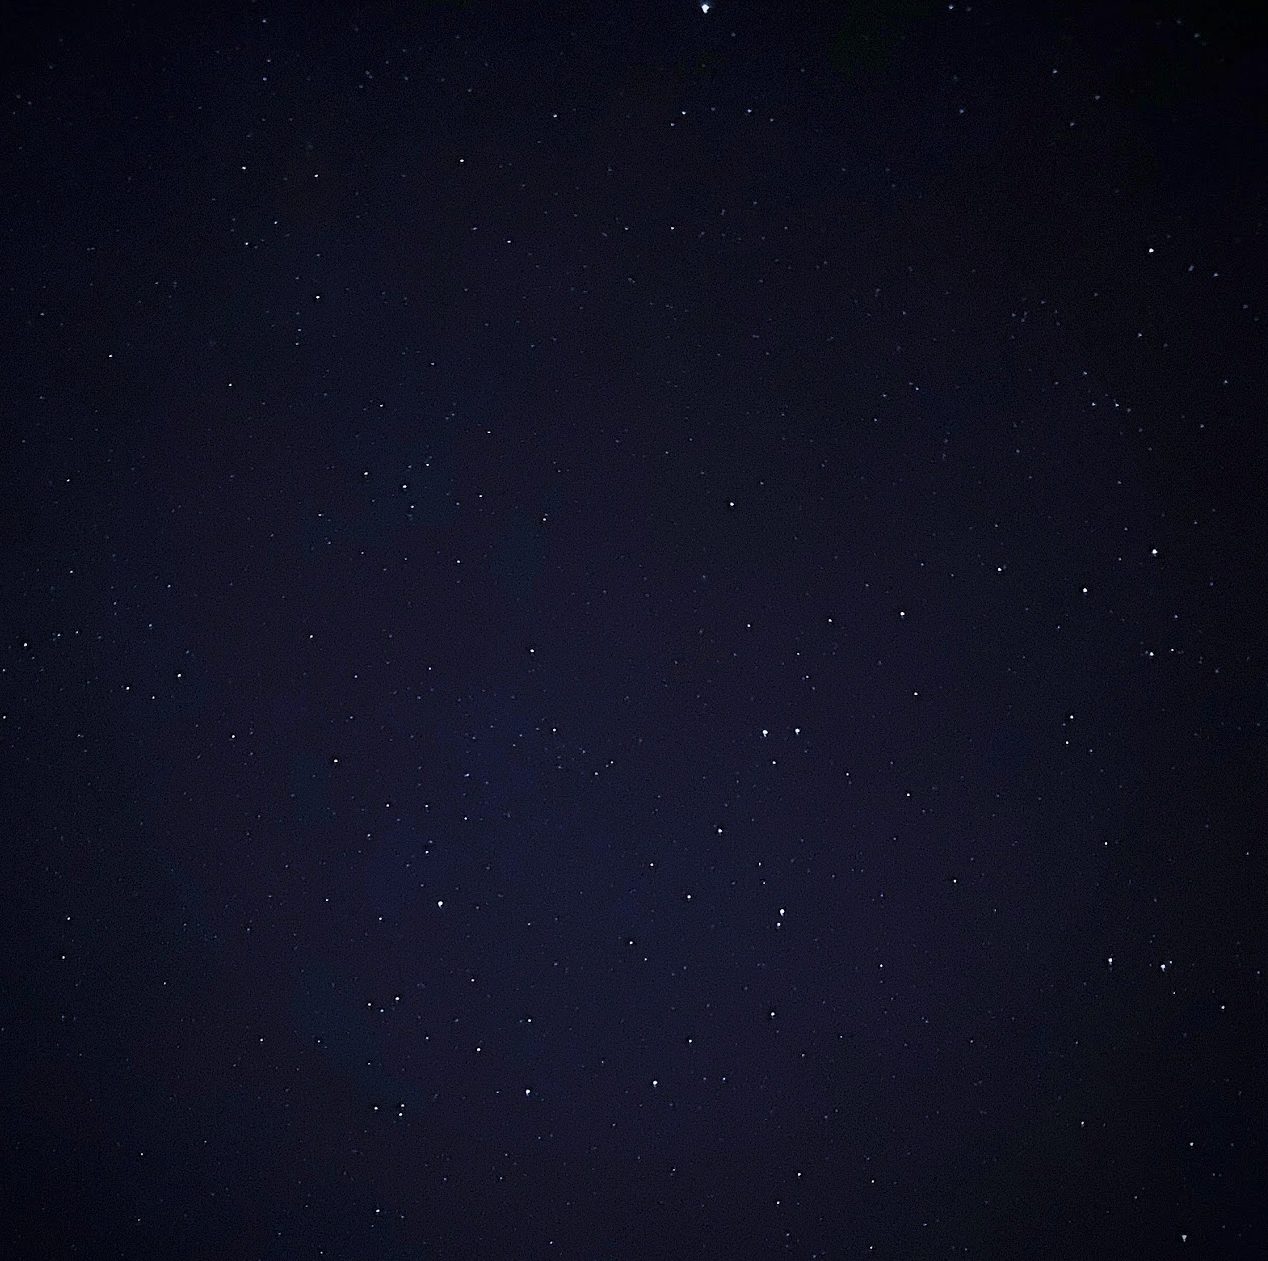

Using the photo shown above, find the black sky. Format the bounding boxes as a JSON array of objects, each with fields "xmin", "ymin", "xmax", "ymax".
[{"xmin": 4, "ymin": 1, "xmax": 1266, "ymax": 1257}]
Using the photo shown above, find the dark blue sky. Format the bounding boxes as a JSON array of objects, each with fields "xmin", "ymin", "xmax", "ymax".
[{"xmin": 4, "ymin": 1, "xmax": 1266, "ymax": 1256}]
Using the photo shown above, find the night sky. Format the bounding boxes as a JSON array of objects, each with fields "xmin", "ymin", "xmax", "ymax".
[{"xmin": 4, "ymin": 1, "xmax": 1267, "ymax": 1256}]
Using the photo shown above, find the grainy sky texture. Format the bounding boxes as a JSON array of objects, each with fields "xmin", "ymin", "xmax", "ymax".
[{"xmin": 4, "ymin": 1, "xmax": 1266, "ymax": 1256}]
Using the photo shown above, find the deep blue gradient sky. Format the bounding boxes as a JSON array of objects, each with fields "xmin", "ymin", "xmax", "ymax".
[{"xmin": 4, "ymin": 1, "xmax": 1266, "ymax": 1256}]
